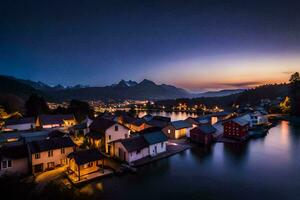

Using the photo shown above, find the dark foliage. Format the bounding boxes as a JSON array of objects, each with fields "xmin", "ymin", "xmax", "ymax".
[
  {"xmin": 68, "ymin": 99, "xmax": 94, "ymax": 122},
  {"xmin": 289, "ymin": 72, "xmax": 300, "ymax": 116},
  {"xmin": 25, "ymin": 94, "xmax": 50, "ymax": 117}
]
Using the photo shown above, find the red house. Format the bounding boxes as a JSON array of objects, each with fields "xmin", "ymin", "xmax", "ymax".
[
  {"xmin": 223, "ymin": 117, "xmax": 249, "ymax": 139},
  {"xmin": 190, "ymin": 125, "xmax": 216, "ymax": 144}
]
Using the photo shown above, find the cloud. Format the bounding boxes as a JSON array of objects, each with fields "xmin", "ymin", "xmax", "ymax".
[
  {"xmin": 282, "ymin": 71, "xmax": 294, "ymax": 75},
  {"xmin": 216, "ymin": 81, "xmax": 264, "ymax": 88}
]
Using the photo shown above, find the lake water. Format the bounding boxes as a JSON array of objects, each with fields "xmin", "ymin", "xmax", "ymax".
[
  {"xmin": 80, "ymin": 118, "xmax": 300, "ymax": 200},
  {"xmin": 137, "ymin": 111, "xmax": 198, "ymax": 121}
]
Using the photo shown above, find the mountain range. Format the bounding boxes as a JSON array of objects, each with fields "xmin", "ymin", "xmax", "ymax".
[{"xmin": 0, "ymin": 75, "xmax": 244, "ymax": 101}]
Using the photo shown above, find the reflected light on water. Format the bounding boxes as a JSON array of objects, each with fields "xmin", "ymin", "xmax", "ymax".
[
  {"xmin": 138, "ymin": 111, "xmax": 198, "ymax": 121},
  {"xmin": 280, "ymin": 120, "xmax": 290, "ymax": 146}
]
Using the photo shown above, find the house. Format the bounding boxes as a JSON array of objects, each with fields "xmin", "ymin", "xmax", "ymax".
[
  {"xmin": 186, "ymin": 116, "xmax": 211, "ymax": 127},
  {"xmin": 47, "ymin": 130, "xmax": 68, "ymax": 138},
  {"xmin": 210, "ymin": 111, "xmax": 231, "ymax": 125},
  {"xmin": 4, "ymin": 117, "xmax": 35, "ymax": 131},
  {"xmin": 67, "ymin": 149, "xmax": 105, "ymax": 181},
  {"xmin": 70, "ymin": 123, "xmax": 89, "ymax": 137},
  {"xmin": 250, "ymin": 111, "xmax": 269, "ymax": 126},
  {"xmin": 142, "ymin": 131, "xmax": 168, "ymax": 157},
  {"xmin": 109, "ymin": 136, "xmax": 149, "ymax": 163},
  {"xmin": 87, "ymin": 117, "xmax": 130, "ymax": 154},
  {"xmin": 190, "ymin": 125, "xmax": 216, "ymax": 144},
  {"xmin": 129, "ymin": 118, "xmax": 152, "ymax": 132},
  {"xmin": 28, "ymin": 137, "xmax": 76, "ymax": 174},
  {"xmin": 0, "ymin": 143, "xmax": 29, "ymax": 176},
  {"xmin": 110, "ymin": 131, "xmax": 168, "ymax": 163},
  {"xmin": 162, "ymin": 120, "xmax": 192, "ymax": 139},
  {"xmin": 223, "ymin": 117, "xmax": 249, "ymax": 139},
  {"xmin": 142, "ymin": 114, "xmax": 153, "ymax": 121},
  {"xmin": 36, "ymin": 114, "xmax": 76, "ymax": 129}
]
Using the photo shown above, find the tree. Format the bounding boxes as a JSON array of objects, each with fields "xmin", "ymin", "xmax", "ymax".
[
  {"xmin": 68, "ymin": 99, "xmax": 94, "ymax": 122},
  {"xmin": 25, "ymin": 94, "xmax": 50, "ymax": 117},
  {"xmin": 289, "ymin": 72, "xmax": 300, "ymax": 116},
  {"xmin": 279, "ymin": 97, "xmax": 291, "ymax": 114}
]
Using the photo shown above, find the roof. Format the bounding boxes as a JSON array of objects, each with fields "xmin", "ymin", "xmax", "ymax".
[
  {"xmin": 68, "ymin": 149, "xmax": 104, "ymax": 165},
  {"xmin": 119, "ymin": 136, "xmax": 148, "ymax": 152},
  {"xmin": 152, "ymin": 116, "xmax": 171, "ymax": 122},
  {"xmin": 5, "ymin": 117, "xmax": 35, "ymax": 126},
  {"xmin": 72, "ymin": 123, "xmax": 88, "ymax": 130},
  {"xmin": 0, "ymin": 143, "xmax": 28, "ymax": 160},
  {"xmin": 138, "ymin": 127, "xmax": 163, "ymax": 134},
  {"xmin": 170, "ymin": 120, "xmax": 192, "ymax": 129},
  {"xmin": 146, "ymin": 119, "xmax": 168, "ymax": 128},
  {"xmin": 143, "ymin": 131, "xmax": 168, "ymax": 145},
  {"xmin": 232, "ymin": 117, "xmax": 249, "ymax": 126},
  {"xmin": 195, "ymin": 116, "xmax": 211, "ymax": 124},
  {"xmin": 131, "ymin": 118, "xmax": 146, "ymax": 126},
  {"xmin": 89, "ymin": 117, "xmax": 116, "ymax": 133},
  {"xmin": 191, "ymin": 125, "xmax": 216, "ymax": 135},
  {"xmin": 38, "ymin": 114, "xmax": 74, "ymax": 125},
  {"xmin": 86, "ymin": 131, "xmax": 102, "ymax": 139},
  {"xmin": 48, "ymin": 130, "xmax": 67, "ymax": 138},
  {"xmin": 28, "ymin": 137, "xmax": 75, "ymax": 154}
]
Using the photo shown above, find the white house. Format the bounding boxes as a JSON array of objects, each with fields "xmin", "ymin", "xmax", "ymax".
[
  {"xmin": 87, "ymin": 117, "xmax": 130, "ymax": 154},
  {"xmin": 142, "ymin": 131, "xmax": 168, "ymax": 157},
  {"xmin": 0, "ymin": 143, "xmax": 29, "ymax": 176},
  {"xmin": 110, "ymin": 131, "xmax": 168, "ymax": 163},
  {"xmin": 110, "ymin": 136, "xmax": 149, "ymax": 163},
  {"xmin": 250, "ymin": 111, "xmax": 269, "ymax": 126},
  {"xmin": 4, "ymin": 117, "xmax": 35, "ymax": 131},
  {"xmin": 28, "ymin": 137, "xmax": 75, "ymax": 174}
]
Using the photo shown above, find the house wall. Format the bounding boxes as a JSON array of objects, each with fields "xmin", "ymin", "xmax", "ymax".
[
  {"xmin": 162, "ymin": 125, "xmax": 176, "ymax": 139},
  {"xmin": 130, "ymin": 123, "xmax": 152, "ymax": 132},
  {"xmin": 223, "ymin": 121, "xmax": 249, "ymax": 139},
  {"xmin": 112, "ymin": 142, "xmax": 149, "ymax": 163},
  {"xmin": 0, "ymin": 158, "xmax": 29, "ymax": 176},
  {"xmin": 190, "ymin": 132, "xmax": 213, "ymax": 144},
  {"xmin": 69, "ymin": 159, "xmax": 101, "ymax": 178},
  {"xmin": 148, "ymin": 142, "xmax": 167, "ymax": 157},
  {"xmin": 31, "ymin": 146, "xmax": 74, "ymax": 174},
  {"xmin": 105, "ymin": 124, "xmax": 130, "ymax": 154},
  {"xmin": 5, "ymin": 123, "xmax": 35, "ymax": 131},
  {"xmin": 186, "ymin": 127, "xmax": 193, "ymax": 138}
]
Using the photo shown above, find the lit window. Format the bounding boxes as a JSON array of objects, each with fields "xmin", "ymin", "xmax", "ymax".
[
  {"xmin": 168, "ymin": 129, "xmax": 171, "ymax": 134},
  {"xmin": 48, "ymin": 150, "xmax": 53, "ymax": 157},
  {"xmin": 35, "ymin": 153, "xmax": 40, "ymax": 159}
]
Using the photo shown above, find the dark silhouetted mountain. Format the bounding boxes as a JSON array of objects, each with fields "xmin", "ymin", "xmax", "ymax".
[
  {"xmin": 0, "ymin": 75, "xmax": 44, "ymax": 98},
  {"xmin": 195, "ymin": 89, "xmax": 245, "ymax": 98}
]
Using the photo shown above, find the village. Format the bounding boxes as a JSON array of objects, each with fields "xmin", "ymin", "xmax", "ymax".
[{"xmin": 0, "ymin": 103, "xmax": 272, "ymax": 187}]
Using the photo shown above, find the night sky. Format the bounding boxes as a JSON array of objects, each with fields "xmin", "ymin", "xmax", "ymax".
[{"xmin": 0, "ymin": 0, "xmax": 300, "ymax": 92}]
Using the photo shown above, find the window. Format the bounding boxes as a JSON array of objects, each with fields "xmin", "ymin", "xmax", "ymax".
[
  {"xmin": 48, "ymin": 150, "xmax": 53, "ymax": 157},
  {"xmin": 136, "ymin": 149, "xmax": 141, "ymax": 154},
  {"xmin": 61, "ymin": 148, "xmax": 65, "ymax": 154},
  {"xmin": 161, "ymin": 142, "xmax": 164, "ymax": 148},
  {"xmin": 125, "ymin": 134, "xmax": 128, "ymax": 138},
  {"xmin": 88, "ymin": 162, "xmax": 93, "ymax": 167},
  {"xmin": 47, "ymin": 162, "xmax": 54, "ymax": 169},
  {"xmin": 2, "ymin": 161, "xmax": 7, "ymax": 168},
  {"xmin": 35, "ymin": 153, "xmax": 40, "ymax": 159},
  {"xmin": 7, "ymin": 160, "xmax": 12, "ymax": 168},
  {"xmin": 108, "ymin": 135, "xmax": 111, "ymax": 140},
  {"xmin": 115, "ymin": 125, "xmax": 118, "ymax": 131},
  {"xmin": 168, "ymin": 129, "xmax": 171, "ymax": 134}
]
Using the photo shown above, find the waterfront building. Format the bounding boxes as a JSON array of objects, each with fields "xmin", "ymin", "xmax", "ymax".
[
  {"xmin": 223, "ymin": 117, "xmax": 249, "ymax": 139},
  {"xmin": 67, "ymin": 149, "xmax": 105, "ymax": 182},
  {"xmin": 162, "ymin": 120, "xmax": 193, "ymax": 139},
  {"xmin": 87, "ymin": 117, "xmax": 130, "ymax": 154},
  {"xmin": 190, "ymin": 125, "xmax": 216, "ymax": 144},
  {"xmin": 28, "ymin": 137, "xmax": 75, "ymax": 174}
]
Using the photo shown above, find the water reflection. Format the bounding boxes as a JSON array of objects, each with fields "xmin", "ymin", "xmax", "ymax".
[
  {"xmin": 82, "ymin": 120, "xmax": 300, "ymax": 200},
  {"xmin": 138, "ymin": 111, "xmax": 198, "ymax": 121}
]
